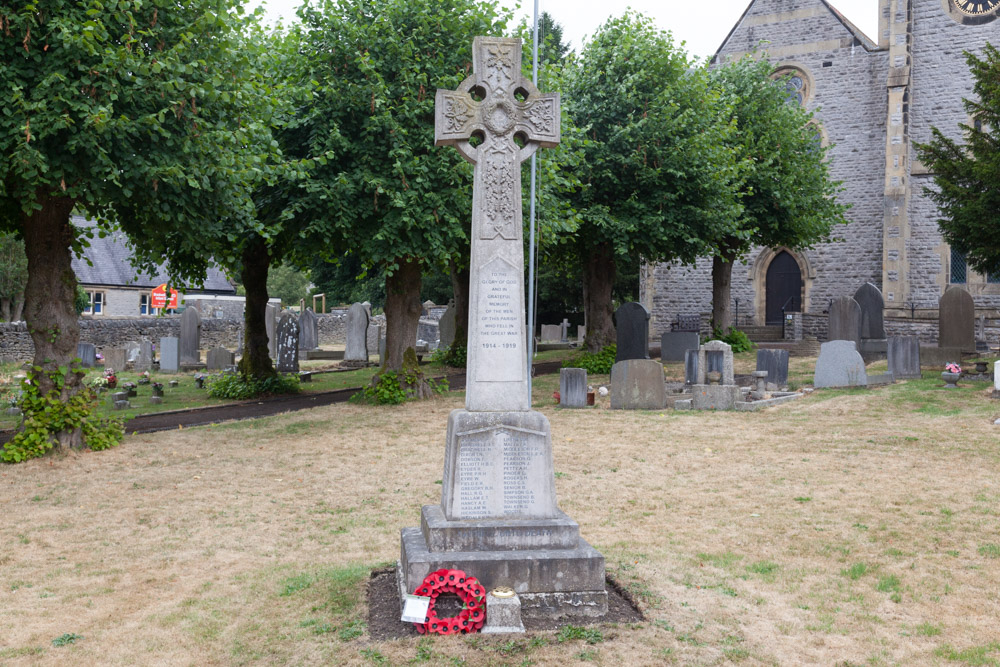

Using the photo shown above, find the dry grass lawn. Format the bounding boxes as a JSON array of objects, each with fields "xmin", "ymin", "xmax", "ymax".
[{"xmin": 2, "ymin": 364, "xmax": 1000, "ymax": 666}]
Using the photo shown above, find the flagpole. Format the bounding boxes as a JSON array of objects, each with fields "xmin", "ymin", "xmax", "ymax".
[{"xmin": 526, "ymin": 0, "xmax": 540, "ymax": 400}]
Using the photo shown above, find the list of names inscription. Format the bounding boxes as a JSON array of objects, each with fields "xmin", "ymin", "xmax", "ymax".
[{"xmin": 455, "ymin": 427, "xmax": 545, "ymax": 519}]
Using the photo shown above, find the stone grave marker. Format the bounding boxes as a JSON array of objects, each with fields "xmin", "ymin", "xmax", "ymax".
[
  {"xmin": 103, "ymin": 348, "xmax": 126, "ymax": 372},
  {"xmin": 401, "ymin": 37, "xmax": 606, "ymax": 619},
  {"xmin": 159, "ymin": 337, "xmax": 180, "ymax": 372},
  {"xmin": 560, "ymin": 318, "xmax": 571, "ymax": 342},
  {"xmin": 661, "ymin": 331, "xmax": 700, "ymax": 363},
  {"xmin": 539, "ymin": 324, "xmax": 562, "ymax": 342},
  {"xmin": 615, "ymin": 302, "xmax": 650, "ymax": 362},
  {"xmin": 939, "ymin": 286, "xmax": 975, "ymax": 351},
  {"xmin": 854, "ymin": 283, "xmax": 886, "ymax": 340},
  {"xmin": 135, "ymin": 340, "xmax": 153, "ymax": 371},
  {"xmin": 684, "ymin": 349, "xmax": 698, "ymax": 385},
  {"xmin": 179, "ymin": 307, "xmax": 202, "ymax": 365},
  {"xmin": 206, "ymin": 347, "xmax": 234, "ymax": 371},
  {"xmin": 559, "ymin": 368, "xmax": 588, "ymax": 408},
  {"xmin": 124, "ymin": 341, "xmax": 140, "ymax": 368},
  {"xmin": 756, "ymin": 349, "xmax": 789, "ymax": 390},
  {"xmin": 343, "ymin": 302, "xmax": 370, "ymax": 364},
  {"xmin": 265, "ymin": 303, "xmax": 279, "ymax": 359},
  {"xmin": 77, "ymin": 342, "xmax": 96, "ymax": 368},
  {"xmin": 577, "ymin": 325, "xmax": 586, "ymax": 343},
  {"xmin": 887, "ymin": 336, "xmax": 921, "ymax": 379},
  {"xmin": 438, "ymin": 299, "xmax": 457, "ymax": 349},
  {"xmin": 610, "ymin": 359, "xmax": 666, "ymax": 409},
  {"xmin": 299, "ymin": 308, "xmax": 319, "ymax": 352},
  {"xmin": 814, "ymin": 340, "xmax": 867, "ymax": 388},
  {"xmin": 276, "ymin": 313, "xmax": 299, "ymax": 373},
  {"xmin": 692, "ymin": 340, "xmax": 740, "ymax": 410},
  {"xmin": 994, "ymin": 363, "xmax": 1000, "ymax": 395},
  {"xmin": 828, "ymin": 296, "xmax": 862, "ymax": 346}
]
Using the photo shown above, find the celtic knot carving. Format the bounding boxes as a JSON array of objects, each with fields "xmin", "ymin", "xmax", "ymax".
[
  {"xmin": 443, "ymin": 96, "xmax": 475, "ymax": 133},
  {"xmin": 524, "ymin": 99, "xmax": 555, "ymax": 135},
  {"xmin": 482, "ymin": 142, "xmax": 517, "ymax": 240}
]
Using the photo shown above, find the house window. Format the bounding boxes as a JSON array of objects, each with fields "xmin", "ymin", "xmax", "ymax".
[
  {"xmin": 140, "ymin": 293, "xmax": 174, "ymax": 315},
  {"xmin": 950, "ymin": 248, "xmax": 967, "ymax": 284},
  {"xmin": 84, "ymin": 290, "xmax": 105, "ymax": 315}
]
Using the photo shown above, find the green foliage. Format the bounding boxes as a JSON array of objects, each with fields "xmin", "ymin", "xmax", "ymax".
[
  {"xmin": 0, "ymin": 232, "xmax": 28, "ymax": 318},
  {"xmin": 353, "ymin": 370, "xmax": 448, "ymax": 405},
  {"xmin": 74, "ymin": 286, "xmax": 90, "ymax": 316},
  {"xmin": 431, "ymin": 344, "xmax": 466, "ymax": 369},
  {"xmin": 915, "ymin": 43, "xmax": 1000, "ymax": 277},
  {"xmin": 563, "ymin": 345, "xmax": 616, "ymax": 375},
  {"xmin": 555, "ymin": 625, "xmax": 604, "ymax": 645},
  {"xmin": 1, "ymin": 368, "xmax": 123, "ymax": 463},
  {"xmin": 206, "ymin": 373, "xmax": 300, "ymax": 401},
  {"xmin": 705, "ymin": 327, "xmax": 755, "ymax": 353},
  {"xmin": 51, "ymin": 633, "xmax": 83, "ymax": 647},
  {"xmin": 265, "ymin": 264, "xmax": 312, "ymax": 308}
]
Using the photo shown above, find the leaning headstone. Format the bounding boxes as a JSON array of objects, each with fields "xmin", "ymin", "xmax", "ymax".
[
  {"xmin": 615, "ymin": 302, "xmax": 650, "ymax": 362},
  {"xmin": 660, "ymin": 331, "xmax": 700, "ymax": 363},
  {"xmin": 854, "ymin": 283, "xmax": 886, "ymax": 340},
  {"xmin": 400, "ymin": 37, "xmax": 606, "ymax": 620},
  {"xmin": 77, "ymin": 342, "xmax": 96, "ymax": 368},
  {"xmin": 887, "ymin": 336, "xmax": 921, "ymax": 379},
  {"xmin": 939, "ymin": 286, "xmax": 975, "ymax": 351},
  {"xmin": 265, "ymin": 303, "xmax": 279, "ymax": 359},
  {"xmin": 179, "ymin": 308, "xmax": 202, "ymax": 365},
  {"xmin": 438, "ymin": 299, "xmax": 457, "ymax": 349},
  {"xmin": 813, "ymin": 340, "xmax": 867, "ymax": 388},
  {"xmin": 135, "ymin": 340, "xmax": 153, "ymax": 371},
  {"xmin": 206, "ymin": 347, "xmax": 234, "ymax": 371},
  {"xmin": 299, "ymin": 308, "xmax": 319, "ymax": 352},
  {"xmin": 539, "ymin": 324, "xmax": 562, "ymax": 342},
  {"xmin": 828, "ymin": 296, "xmax": 862, "ymax": 346},
  {"xmin": 610, "ymin": 359, "xmax": 666, "ymax": 410},
  {"xmin": 159, "ymin": 337, "xmax": 180, "ymax": 373},
  {"xmin": 755, "ymin": 349, "xmax": 789, "ymax": 390},
  {"xmin": 559, "ymin": 368, "xmax": 588, "ymax": 408},
  {"xmin": 343, "ymin": 302, "xmax": 370, "ymax": 365},
  {"xmin": 276, "ymin": 313, "xmax": 299, "ymax": 373},
  {"xmin": 103, "ymin": 348, "xmax": 126, "ymax": 373}
]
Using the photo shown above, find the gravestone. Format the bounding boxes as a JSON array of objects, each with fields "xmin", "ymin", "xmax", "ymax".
[
  {"xmin": 684, "ymin": 349, "xmax": 724, "ymax": 385},
  {"xmin": 560, "ymin": 318, "xmax": 571, "ymax": 342},
  {"xmin": 828, "ymin": 296, "xmax": 862, "ymax": 346},
  {"xmin": 660, "ymin": 331, "xmax": 700, "ymax": 363},
  {"xmin": 438, "ymin": 299, "xmax": 457, "ymax": 349},
  {"xmin": 610, "ymin": 359, "xmax": 666, "ymax": 409},
  {"xmin": 343, "ymin": 302, "xmax": 370, "ymax": 364},
  {"xmin": 887, "ymin": 336, "xmax": 921, "ymax": 379},
  {"xmin": 159, "ymin": 337, "xmax": 179, "ymax": 373},
  {"xmin": 124, "ymin": 341, "xmax": 140, "ymax": 368},
  {"xmin": 560, "ymin": 368, "xmax": 588, "ymax": 408},
  {"xmin": 206, "ymin": 347, "xmax": 234, "ymax": 371},
  {"xmin": 135, "ymin": 340, "xmax": 153, "ymax": 371},
  {"xmin": 275, "ymin": 313, "xmax": 299, "ymax": 373},
  {"xmin": 299, "ymin": 308, "xmax": 319, "ymax": 352},
  {"xmin": 755, "ymin": 349, "xmax": 789, "ymax": 390},
  {"xmin": 854, "ymin": 283, "xmax": 886, "ymax": 340},
  {"xmin": 577, "ymin": 325, "xmax": 586, "ymax": 343},
  {"xmin": 265, "ymin": 303, "xmax": 279, "ymax": 359},
  {"xmin": 615, "ymin": 302, "xmax": 650, "ymax": 362},
  {"xmin": 692, "ymin": 340, "xmax": 740, "ymax": 410},
  {"xmin": 814, "ymin": 340, "xmax": 867, "ymax": 388},
  {"xmin": 179, "ymin": 308, "xmax": 202, "ymax": 365},
  {"xmin": 77, "ymin": 342, "xmax": 96, "ymax": 368},
  {"xmin": 103, "ymin": 348, "xmax": 126, "ymax": 372},
  {"xmin": 401, "ymin": 37, "xmax": 606, "ymax": 620},
  {"xmin": 994, "ymin": 363, "xmax": 1000, "ymax": 395},
  {"xmin": 939, "ymin": 286, "xmax": 975, "ymax": 351},
  {"xmin": 539, "ymin": 324, "xmax": 562, "ymax": 342}
]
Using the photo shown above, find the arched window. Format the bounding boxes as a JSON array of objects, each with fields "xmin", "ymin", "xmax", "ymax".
[{"xmin": 771, "ymin": 66, "xmax": 812, "ymax": 107}]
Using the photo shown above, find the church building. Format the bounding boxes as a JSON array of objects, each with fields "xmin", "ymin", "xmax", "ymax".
[{"xmin": 643, "ymin": 0, "xmax": 1000, "ymax": 338}]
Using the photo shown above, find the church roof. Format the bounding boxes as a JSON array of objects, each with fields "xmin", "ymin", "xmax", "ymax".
[
  {"xmin": 71, "ymin": 216, "xmax": 236, "ymax": 294},
  {"xmin": 713, "ymin": 0, "xmax": 880, "ymax": 61}
]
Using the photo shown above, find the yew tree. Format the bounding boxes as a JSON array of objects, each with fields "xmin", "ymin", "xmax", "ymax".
[
  {"xmin": 559, "ymin": 13, "xmax": 742, "ymax": 351},
  {"xmin": 915, "ymin": 43, "xmax": 1000, "ymax": 277},
  {"xmin": 705, "ymin": 57, "xmax": 848, "ymax": 331},
  {"xmin": 0, "ymin": 0, "xmax": 269, "ymax": 452}
]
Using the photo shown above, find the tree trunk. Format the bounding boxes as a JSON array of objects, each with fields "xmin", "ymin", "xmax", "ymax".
[
  {"xmin": 1, "ymin": 297, "xmax": 9, "ymax": 322},
  {"xmin": 12, "ymin": 296, "xmax": 24, "ymax": 322},
  {"xmin": 21, "ymin": 195, "xmax": 84, "ymax": 452},
  {"xmin": 383, "ymin": 258, "xmax": 422, "ymax": 372},
  {"xmin": 582, "ymin": 242, "xmax": 616, "ymax": 353},
  {"xmin": 449, "ymin": 259, "xmax": 469, "ymax": 349},
  {"xmin": 711, "ymin": 251, "xmax": 736, "ymax": 333},
  {"xmin": 238, "ymin": 236, "xmax": 276, "ymax": 380}
]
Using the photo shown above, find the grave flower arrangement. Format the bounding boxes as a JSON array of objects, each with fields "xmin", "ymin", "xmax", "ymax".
[
  {"xmin": 194, "ymin": 373, "xmax": 206, "ymax": 389},
  {"xmin": 151, "ymin": 382, "xmax": 164, "ymax": 397},
  {"xmin": 945, "ymin": 362, "xmax": 962, "ymax": 374},
  {"xmin": 137, "ymin": 371, "xmax": 151, "ymax": 385},
  {"xmin": 3, "ymin": 389, "xmax": 18, "ymax": 407},
  {"xmin": 104, "ymin": 368, "xmax": 118, "ymax": 389},
  {"xmin": 121, "ymin": 381, "xmax": 138, "ymax": 397},
  {"xmin": 88, "ymin": 375, "xmax": 109, "ymax": 390}
]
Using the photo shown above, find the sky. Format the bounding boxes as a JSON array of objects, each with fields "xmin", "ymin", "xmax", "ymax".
[{"xmin": 243, "ymin": 0, "xmax": 880, "ymax": 60}]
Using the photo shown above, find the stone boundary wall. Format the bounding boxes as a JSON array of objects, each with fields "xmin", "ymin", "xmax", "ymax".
[{"xmin": 797, "ymin": 313, "xmax": 1000, "ymax": 347}]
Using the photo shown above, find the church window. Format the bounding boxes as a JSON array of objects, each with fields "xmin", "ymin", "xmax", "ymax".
[
  {"xmin": 950, "ymin": 248, "xmax": 967, "ymax": 284},
  {"xmin": 771, "ymin": 66, "xmax": 812, "ymax": 106}
]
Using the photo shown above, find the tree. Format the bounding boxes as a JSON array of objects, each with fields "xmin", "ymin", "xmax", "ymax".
[
  {"xmin": 0, "ymin": 0, "xmax": 270, "ymax": 454},
  {"xmin": 915, "ymin": 43, "xmax": 1000, "ymax": 277},
  {"xmin": 558, "ymin": 13, "xmax": 742, "ymax": 351},
  {"xmin": 290, "ymin": 0, "xmax": 511, "ymax": 375},
  {"xmin": 0, "ymin": 233, "xmax": 28, "ymax": 322},
  {"xmin": 266, "ymin": 263, "xmax": 312, "ymax": 308},
  {"xmin": 706, "ymin": 57, "xmax": 849, "ymax": 331}
]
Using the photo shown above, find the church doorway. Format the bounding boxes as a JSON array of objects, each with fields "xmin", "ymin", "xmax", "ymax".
[{"xmin": 765, "ymin": 251, "xmax": 802, "ymax": 325}]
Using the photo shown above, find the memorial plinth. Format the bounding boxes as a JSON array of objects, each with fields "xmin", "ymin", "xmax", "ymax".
[{"xmin": 399, "ymin": 36, "xmax": 606, "ymax": 619}]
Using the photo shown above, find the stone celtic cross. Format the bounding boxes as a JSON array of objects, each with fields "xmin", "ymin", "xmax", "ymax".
[{"xmin": 435, "ymin": 37, "xmax": 560, "ymax": 412}]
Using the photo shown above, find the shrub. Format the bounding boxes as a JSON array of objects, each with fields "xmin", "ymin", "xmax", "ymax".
[
  {"xmin": 352, "ymin": 370, "xmax": 449, "ymax": 405},
  {"xmin": 563, "ymin": 344, "xmax": 617, "ymax": 375},
  {"xmin": 705, "ymin": 327, "xmax": 755, "ymax": 353},
  {"xmin": 206, "ymin": 373, "xmax": 300, "ymax": 400},
  {"xmin": 430, "ymin": 344, "xmax": 466, "ymax": 368}
]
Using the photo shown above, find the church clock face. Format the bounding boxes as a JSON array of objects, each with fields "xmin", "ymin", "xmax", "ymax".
[{"xmin": 955, "ymin": 0, "xmax": 999, "ymax": 15}]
